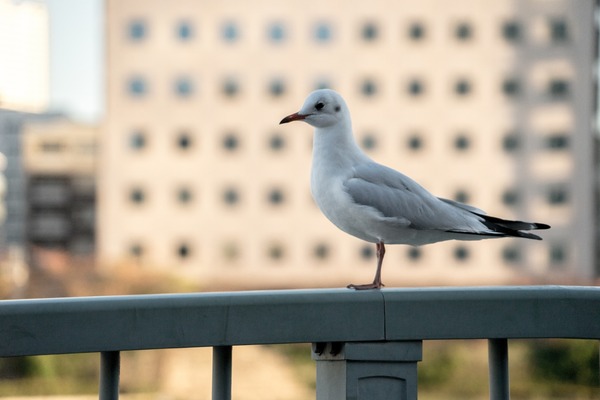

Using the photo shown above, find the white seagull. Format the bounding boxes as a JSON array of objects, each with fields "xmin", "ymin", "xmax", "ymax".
[{"xmin": 280, "ymin": 89, "xmax": 550, "ymax": 290}]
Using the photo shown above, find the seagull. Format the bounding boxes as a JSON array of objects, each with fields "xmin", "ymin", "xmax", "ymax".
[{"xmin": 280, "ymin": 89, "xmax": 550, "ymax": 290}]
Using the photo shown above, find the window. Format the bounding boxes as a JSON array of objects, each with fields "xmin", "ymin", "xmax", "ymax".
[
  {"xmin": 267, "ymin": 243, "xmax": 285, "ymax": 261},
  {"xmin": 267, "ymin": 188, "xmax": 285, "ymax": 206},
  {"xmin": 129, "ymin": 187, "xmax": 146, "ymax": 204},
  {"xmin": 128, "ymin": 19, "xmax": 147, "ymax": 41},
  {"xmin": 313, "ymin": 243, "xmax": 330, "ymax": 260},
  {"xmin": 361, "ymin": 22, "xmax": 378, "ymax": 41},
  {"xmin": 502, "ymin": 78, "xmax": 521, "ymax": 97},
  {"xmin": 548, "ymin": 79, "xmax": 570, "ymax": 98},
  {"xmin": 177, "ymin": 20, "xmax": 193, "ymax": 40},
  {"xmin": 223, "ymin": 242, "xmax": 240, "ymax": 261},
  {"xmin": 360, "ymin": 245, "xmax": 374, "ymax": 260},
  {"xmin": 129, "ymin": 242, "xmax": 144, "ymax": 258},
  {"xmin": 502, "ymin": 21, "xmax": 522, "ymax": 42},
  {"xmin": 454, "ymin": 190, "xmax": 470, "ymax": 204},
  {"xmin": 177, "ymin": 243, "xmax": 192, "ymax": 260},
  {"xmin": 129, "ymin": 131, "xmax": 146, "ymax": 150},
  {"xmin": 314, "ymin": 79, "xmax": 331, "ymax": 90},
  {"xmin": 361, "ymin": 133, "xmax": 377, "ymax": 150},
  {"xmin": 268, "ymin": 133, "xmax": 285, "ymax": 151},
  {"xmin": 407, "ymin": 247, "xmax": 422, "ymax": 261},
  {"xmin": 268, "ymin": 22, "xmax": 286, "ymax": 42},
  {"xmin": 503, "ymin": 132, "xmax": 520, "ymax": 152},
  {"xmin": 549, "ymin": 18, "xmax": 569, "ymax": 43},
  {"xmin": 222, "ymin": 78, "xmax": 240, "ymax": 97},
  {"xmin": 547, "ymin": 186, "xmax": 568, "ymax": 205},
  {"xmin": 407, "ymin": 134, "xmax": 424, "ymax": 151},
  {"xmin": 549, "ymin": 243, "xmax": 567, "ymax": 266},
  {"xmin": 360, "ymin": 79, "xmax": 378, "ymax": 97},
  {"xmin": 176, "ymin": 131, "xmax": 193, "ymax": 150},
  {"xmin": 407, "ymin": 79, "xmax": 425, "ymax": 97},
  {"xmin": 502, "ymin": 189, "xmax": 520, "ymax": 206},
  {"xmin": 128, "ymin": 76, "xmax": 147, "ymax": 97},
  {"xmin": 502, "ymin": 246, "xmax": 522, "ymax": 263},
  {"xmin": 408, "ymin": 22, "xmax": 425, "ymax": 40},
  {"xmin": 223, "ymin": 187, "xmax": 240, "ymax": 206},
  {"xmin": 454, "ymin": 245, "xmax": 470, "ymax": 261},
  {"xmin": 269, "ymin": 79, "xmax": 286, "ymax": 97},
  {"xmin": 454, "ymin": 133, "xmax": 471, "ymax": 151},
  {"xmin": 454, "ymin": 78, "xmax": 472, "ymax": 96},
  {"xmin": 314, "ymin": 22, "xmax": 332, "ymax": 42},
  {"xmin": 40, "ymin": 141, "xmax": 65, "ymax": 153},
  {"xmin": 222, "ymin": 133, "xmax": 240, "ymax": 151},
  {"xmin": 454, "ymin": 22, "xmax": 473, "ymax": 40},
  {"xmin": 174, "ymin": 76, "xmax": 194, "ymax": 98},
  {"xmin": 177, "ymin": 187, "xmax": 193, "ymax": 204},
  {"xmin": 222, "ymin": 21, "xmax": 240, "ymax": 42},
  {"xmin": 545, "ymin": 134, "xmax": 569, "ymax": 150}
]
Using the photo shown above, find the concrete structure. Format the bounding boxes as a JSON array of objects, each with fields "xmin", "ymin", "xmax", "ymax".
[
  {"xmin": 22, "ymin": 119, "xmax": 98, "ymax": 255},
  {"xmin": 0, "ymin": 0, "xmax": 50, "ymax": 113},
  {"xmin": 100, "ymin": 0, "xmax": 597, "ymax": 287}
]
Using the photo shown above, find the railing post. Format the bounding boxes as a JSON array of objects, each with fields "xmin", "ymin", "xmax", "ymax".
[
  {"xmin": 99, "ymin": 351, "xmax": 120, "ymax": 400},
  {"xmin": 312, "ymin": 341, "xmax": 422, "ymax": 400},
  {"xmin": 212, "ymin": 346, "xmax": 232, "ymax": 400},
  {"xmin": 488, "ymin": 339, "xmax": 510, "ymax": 400}
]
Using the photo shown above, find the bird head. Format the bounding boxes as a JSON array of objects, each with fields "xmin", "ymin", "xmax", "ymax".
[{"xmin": 280, "ymin": 89, "xmax": 347, "ymax": 128}]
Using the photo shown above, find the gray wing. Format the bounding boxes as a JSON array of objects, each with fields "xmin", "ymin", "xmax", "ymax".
[{"xmin": 344, "ymin": 162, "xmax": 487, "ymax": 231}]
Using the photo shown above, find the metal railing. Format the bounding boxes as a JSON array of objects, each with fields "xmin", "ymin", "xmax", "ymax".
[{"xmin": 1, "ymin": 286, "xmax": 599, "ymax": 400}]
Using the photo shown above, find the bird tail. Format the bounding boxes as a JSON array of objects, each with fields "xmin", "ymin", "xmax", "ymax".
[{"xmin": 474, "ymin": 213, "xmax": 550, "ymax": 240}]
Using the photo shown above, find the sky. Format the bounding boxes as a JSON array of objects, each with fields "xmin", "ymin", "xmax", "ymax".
[{"xmin": 45, "ymin": 0, "xmax": 103, "ymax": 123}]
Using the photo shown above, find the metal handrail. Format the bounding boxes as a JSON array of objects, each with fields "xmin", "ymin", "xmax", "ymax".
[{"xmin": 1, "ymin": 286, "xmax": 599, "ymax": 400}]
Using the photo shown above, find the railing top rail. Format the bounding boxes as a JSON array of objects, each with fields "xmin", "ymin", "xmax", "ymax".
[{"xmin": 1, "ymin": 286, "xmax": 599, "ymax": 357}]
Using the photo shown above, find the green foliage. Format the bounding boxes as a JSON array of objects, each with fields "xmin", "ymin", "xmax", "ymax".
[{"xmin": 528, "ymin": 339, "xmax": 599, "ymax": 386}]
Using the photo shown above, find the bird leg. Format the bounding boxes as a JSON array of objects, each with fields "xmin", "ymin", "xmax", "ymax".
[{"xmin": 347, "ymin": 242, "xmax": 386, "ymax": 290}]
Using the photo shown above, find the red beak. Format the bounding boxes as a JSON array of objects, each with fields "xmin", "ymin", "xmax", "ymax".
[{"xmin": 279, "ymin": 112, "xmax": 306, "ymax": 124}]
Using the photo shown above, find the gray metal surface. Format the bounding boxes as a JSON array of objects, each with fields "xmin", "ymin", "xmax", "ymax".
[{"xmin": 0, "ymin": 286, "xmax": 599, "ymax": 357}]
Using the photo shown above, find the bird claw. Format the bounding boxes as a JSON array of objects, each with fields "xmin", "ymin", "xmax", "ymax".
[{"xmin": 347, "ymin": 282, "xmax": 384, "ymax": 290}]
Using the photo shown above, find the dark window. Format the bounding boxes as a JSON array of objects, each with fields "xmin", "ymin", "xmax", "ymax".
[
  {"xmin": 546, "ymin": 134, "xmax": 570, "ymax": 150},
  {"xmin": 177, "ymin": 243, "xmax": 191, "ymax": 259},
  {"xmin": 502, "ymin": 246, "xmax": 522, "ymax": 263},
  {"xmin": 407, "ymin": 247, "xmax": 422, "ymax": 260},
  {"xmin": 129, "ymin": 243, "xmax": 144, "ymax": 258},
  {"xmin": 361, "ymin": 134, "xmax": 377, "ymax": 150},
  {"xmin": 129, "ymin": 188, "xmax": 146, "ymax": 204},
  {"xmin": 314, "ymin": 22, "xmax": 332, "ymax": 42},
  {"xmin": 361, "ymin": 22, "xmax": 378, "ymax": 41},
  {"xmin": 361, "ymin": 79, "xmax": 377, "ymax": 97},
  {"xmin": 408, "ymin": 22, "xmax": 425, "ymax": 40},
  {"xmin": 128, "ymin": 76, "xmax": 147, "ymax": 96},
  {"xmin": 407, "ymin": 134, "xmax": 423, "ymax": 151},
  {"xmin": 454, "ymin": 190, "xmax": 470, "ymax": 204},
  {"xmin": 129, "ymin": 131, "xmax": 146, "ymax": 150},
  {"xmin": 360, "ymin": 245, "xmax": 374, "ymax": 260},
  {"xmin": 407, "ymin": 79, "xmax": 425, "ymax": 96},
  {"xmin": 177, "ymin": 187, "xmax": 193, "ymax": 204},
  {"xmin": 454, "ymin": 134, "xmax": 471, "ymax": 150},
  {"xmin": 268, "ymin": 243, "xmax": 285, "ymax": 261},
  {"xmin": 455, "ymin": 22, "xmax": 473, "ymax": 40},
  {"xmin": 128, "ymin": 20, "xmax": 146, "ymax": 40},
  {"xmin": 454, "ymin": 79, "xmax": 472, "ymax": 96},
  {"xmin": 177, "ymin": 21, "xmax": 193, "ymax": 40},
  {"xmin": 549, "ymin": 244, "xmax": 567, "ymax": 265},
  {"xmin": 223, "ymin": 188, "xmax": 240, "ymax": 205},
  {"xmin": 502, "ymin": 189, "xmax": 520, "ymax": 206},
  {"xmin": 267, "ymin": 188, "xmax": 285, "ymax": 205},
  {"xmin": 223, "ymin": 242, "xmax": 240, "ymax": 261},
  {"xmin": 268, "ymin": 134, "xmax": 285, "ymax": 151},
  {"xmin": 174, "ymin": 77, "xmax": 194, "ymax": 97},
  {"xmin": 223, "ymin": 78, "xmax": 240, "ymax": 97},
  {"xmin": 268, "ymin": 22, "xmax": 286, "ymax": 42},
  {"xmin": 548, "ymin": 79, "xmax": 570, "ymax": 98},
  {"xmin": 176, "ymin": 131, "xmax": 193, "ymax": 150},
  {"xmin": 454, "ymin": 245, "xmax": 470, "ymax": 261},
  {"xmin": 222, "ymin": 21, "xmax": 240, "ymax": 42},
  {"xmin": 549, "ymin": 18, "xmax": 569, "ymax": 43},
  {"xmin": 503, "ymin": 132, "xmax": 520, "ymax": 152},
  {"xmin": 222, "ymin": 133, "xmax": 239, "ymax": 151},
  {"xmin": 502, "ymin": 21, "xmax": 522, "ymax": 42},
  {"xmin": 313, "ymin": 243, "xmax": 330, "ymax": 260},
  {"xmin": 269, "ymin": 79, "xmax": 285, "ymax": 97},
  {"xmin": 502, "ymin": 78, "xmax": 521, "ymax": 97},
  {"xmin": 547, "ymin": 186, "xmax": 568, "ymax": 205},
  {"xmin": 314, "ymin": 80, "xmax": 331, "ymax": 90}
]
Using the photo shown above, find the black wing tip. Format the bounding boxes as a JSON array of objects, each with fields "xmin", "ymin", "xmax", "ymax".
[{"xmin": 533, "ymin": 222, "xmax": 551, "ymax": 230}]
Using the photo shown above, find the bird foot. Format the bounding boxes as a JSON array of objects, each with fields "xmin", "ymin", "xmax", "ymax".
[{"xmin": 347, "ymin": 281, "xmax": 384, "ymax": 290}]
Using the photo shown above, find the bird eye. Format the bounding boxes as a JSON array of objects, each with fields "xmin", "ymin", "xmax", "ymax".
[{"xmin": 315, "ymin": 102, "xmax": 324, "ymax": 111}]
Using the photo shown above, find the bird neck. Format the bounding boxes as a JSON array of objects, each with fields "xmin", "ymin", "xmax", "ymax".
[{"xmin": 312, "ymin": 120, "xmax": 368, "ymax": 169}]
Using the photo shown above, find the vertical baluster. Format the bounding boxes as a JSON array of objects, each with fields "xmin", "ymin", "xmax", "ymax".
[
  {"xmin": 488, "ymin": 339, "xmax": 510, "ymax": 400},
  {"xmin": 212, "ymin": 346, "xmax": 232, "ymax": 400},
  {"xmin": 99, "ymin": 351, "xmax": 120, "ymax": 400}
]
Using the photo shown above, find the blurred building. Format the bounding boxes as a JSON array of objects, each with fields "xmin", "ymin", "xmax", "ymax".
[
  {"xmin": 23, "ymin": 119, "xmax": 97, "ymax": 256},
  {"xmin": 0, "ymin": 0, "xmax": 49, "ymax": 113},
  {"xmin": 100, "ymin": 0, "xmax": 597, "ymax": 287}
]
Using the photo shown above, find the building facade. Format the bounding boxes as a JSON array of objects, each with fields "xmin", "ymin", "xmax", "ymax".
[{"xmin": 100, "ymin": 0, "xmax": 597, "ymax": 287}]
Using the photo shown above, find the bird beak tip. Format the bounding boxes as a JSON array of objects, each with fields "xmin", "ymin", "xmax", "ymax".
[{"xmin": 279, "ymin": 112, "xmax": 305, "ymax": 125}]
